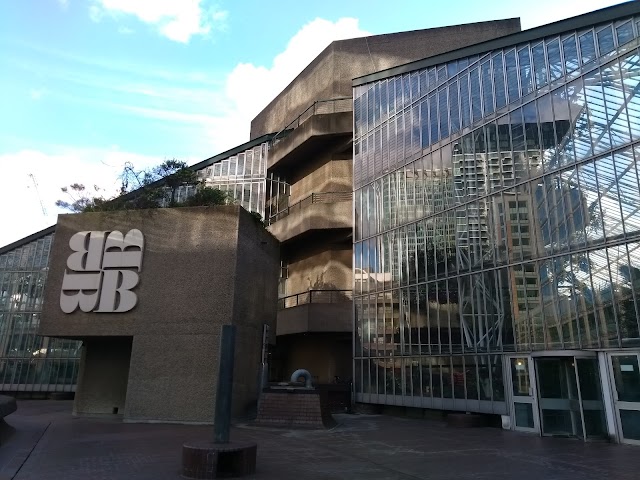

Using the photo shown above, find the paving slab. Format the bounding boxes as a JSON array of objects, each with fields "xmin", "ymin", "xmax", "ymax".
[{"xmin": 0, "ymin": 401, "xmax": 638, "ymax": 479}]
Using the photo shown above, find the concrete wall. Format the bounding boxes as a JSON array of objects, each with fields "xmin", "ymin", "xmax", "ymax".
[
  {"xmin": 251, "ymin": 19, "xmax": 521, "ymax": 138},
  {"xmin": 278, "ymin": 334, "xmax": 352, "ymax": 384},
  {"xmin": 276, "ymin": 303, "xmax": 352, "ymax": 335},
  {"xmin": 289, "ymin": 158, "xmax": 352, "ymax": 204},
  {"xmin": 40, "ymin": 206, "xmax": 279, "ymax": 423},
  {"xmin": 267, "ymin": 202, "xmax": 352, "ymax": 244},
  {"xmin": 231, "ymin": 210, "xmax": 281, "ymax": 415},
  {"xmin": 285, "ymin": 243, "xmax": 351, "ymax": 295},
  {"xmin": 73, "ymin": 337, "xmax": 132, "ymax": 416}
]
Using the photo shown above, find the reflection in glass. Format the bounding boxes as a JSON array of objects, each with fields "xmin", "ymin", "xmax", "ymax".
[
  {"xmin": 612, "ymin": 355, "xmax": 640, "ymax": 402},
  {"xmin": 353, "ymin": 15, "xmax": 640, "ymax": 412},
  {"xmin": 514, "ymin": 402, "xmax": 534, "ymax": 428},
  {"xmin": 0, "ymin": 234, "xmax": 80, "ymax": 391},
  {"xmin": 577, "ymin": 358, "xmax": 607, "ymax": 437},
  {"xmin": 510, "ymin": 357, "xmax": 530, "ymax": 396},
  {"xmin": 537, "ymin": 357, "xmax": 583, "ymax": 437},
  {"xmin": 620, "ymin": 410, "xmax": 640, "ymax": 440}
]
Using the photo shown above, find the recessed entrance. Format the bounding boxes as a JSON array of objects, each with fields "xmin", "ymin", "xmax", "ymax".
[
  {"xmin": 506, "ymin": 352, "xmax": 607, "ymax": 440},
  {"xmin": 536, "ymin": 357, "xmax": 607, "ymax": 438}
]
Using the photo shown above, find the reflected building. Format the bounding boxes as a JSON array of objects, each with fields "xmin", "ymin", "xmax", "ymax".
[{"xmin": 354, "ymin": 3, "xmax": 640, "ymax": 443}]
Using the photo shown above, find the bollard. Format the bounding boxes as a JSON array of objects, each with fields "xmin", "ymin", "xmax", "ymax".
[{"xmin": 213, "ymin": 324, "xmax": 236, "ymax": 444}]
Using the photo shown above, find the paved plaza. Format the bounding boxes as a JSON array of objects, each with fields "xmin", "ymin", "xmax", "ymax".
[{"xmin": 0, "ymin": 401, "xmax": 638, "ymax": 479}]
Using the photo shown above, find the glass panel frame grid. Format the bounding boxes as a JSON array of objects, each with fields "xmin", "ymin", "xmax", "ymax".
[
  {"xmin": 0, "ymin": 234, "xmax": 79, "ymax": 392},
  {"xmin": 354, "ymin": 14, "xmax": 640, "ymax": 412}
]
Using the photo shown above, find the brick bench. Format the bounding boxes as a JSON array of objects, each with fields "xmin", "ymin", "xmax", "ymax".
[{"xmin": 255, "ymin": 389, "xmax": 336, "ymax": 429}]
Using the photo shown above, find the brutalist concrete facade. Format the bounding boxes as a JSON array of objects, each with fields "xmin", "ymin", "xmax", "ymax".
[
  {"xmin": 259, "ymin": 19, "xmax": 521, "ymax": 384},
  {"xmin": 251, "ymin": 19, "xmax": 521, "ymax": 139},
  {"xmin": 39, "ymin": 206, "xmax": 279, "ymax": 423}
]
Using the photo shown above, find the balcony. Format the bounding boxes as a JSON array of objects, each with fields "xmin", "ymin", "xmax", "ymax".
[
  {"xmin": 268, "ymin": 98, "xmax": 353, "ymax": 170},
  {"xmin": 276, "ymin": 290, "xmax": 353, "ymax": 336},
  {"xmin": 266, "ymin": 192, "xmax": 352, "ymax": 243}
]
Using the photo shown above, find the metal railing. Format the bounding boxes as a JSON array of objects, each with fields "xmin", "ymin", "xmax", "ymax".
[
  {"xmin": 267, "ymin": 191, "xmax": 352, "ymax": 225},
  {"xmin": 271, "ymin": 97, "xmax": 352, "ymax": 146},
  {"xmin": 278, "ymin": 289, "xmax": 353, "ymax": 310}
]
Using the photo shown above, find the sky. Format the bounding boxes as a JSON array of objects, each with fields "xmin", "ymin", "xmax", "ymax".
[{"xmin": 0, "ymin": 0, "xmax": 628, "ymax": 247}]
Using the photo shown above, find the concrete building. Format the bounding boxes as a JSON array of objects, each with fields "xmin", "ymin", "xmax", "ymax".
[
  {"xmin": 9, "ymin": 2, "xmax": 640, "ymax": 446},
  {"xmin": 39, "ymin": 206, "xmax": 278, "ymax": 423},
  {"xmin": 257, "ymin": 19, "xmax": 521, "ymax": 384}
]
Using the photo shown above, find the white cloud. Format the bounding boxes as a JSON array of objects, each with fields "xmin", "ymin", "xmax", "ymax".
[
  {"xmin": 29, "ymin": 89, "xmax": 45, "ymax": 100},
  {"xmin": 56, "ymin": 0, "xmax": 69, "ymax": 9},
  {"xmin": 0, "ymin": 148, "xmax": 161, "ymax": 248},
  {"xmin": 89, "ymin": 0, "xmax": 228, "ymax": 43},
  {"xmin": 208, "ymin": 17, "xmax": 370, "ymax": 151}
]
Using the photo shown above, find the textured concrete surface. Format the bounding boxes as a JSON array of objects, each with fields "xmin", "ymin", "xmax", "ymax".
[
  {"xmin": 267, "ymin": 111, "xmax": 353, "ymax": 170},
  {"xmin": 250, "ymin": 19, "xmax": 521, "ymax": 138},
  {"xmin": 1, "ymin": 401, "xmax": 639, "ymax": 480},
  {"xmin": 40, "ymin": 206, "xmax": 279, "ymax": 423},
  {"xmin": 267, "ymin": 201, "xmax": 352, "ymax": 243},
  {"xmin": 276, "ymin": 302, "xmax": 353, "ymax": 336}
]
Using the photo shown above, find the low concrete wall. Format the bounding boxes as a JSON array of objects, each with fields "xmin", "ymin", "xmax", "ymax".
[{"xmin": 277, "ymin": 303, "xmax": 352, "ymax": 335}]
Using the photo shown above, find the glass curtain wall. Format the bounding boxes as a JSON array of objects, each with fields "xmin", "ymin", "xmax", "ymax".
[
  {"xmin": 194, "ymin": 141, "xmax": 289, "ymax": 220},
  {"xmin": 0, "ymin": 234, "xmax": 79, "ymax": 393},
  {"xmin": 354, "ymin": 16, "xmax": 640, "ymax": 412}
]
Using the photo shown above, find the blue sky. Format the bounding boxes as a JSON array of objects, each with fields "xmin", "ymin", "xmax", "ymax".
[{"xmin": 0, "ymin": 0, "xmax": 626, "ymax": 247}]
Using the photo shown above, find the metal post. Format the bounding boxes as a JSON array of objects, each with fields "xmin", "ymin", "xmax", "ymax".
[{"xmin": 213, "ymin": 324, "xmax": 236, "ymax": 444}]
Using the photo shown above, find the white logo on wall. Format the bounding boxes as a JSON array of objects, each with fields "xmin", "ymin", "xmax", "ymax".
[{"xmin": 60, "ymin": 230, "xmax": 144, "ymax": 313}]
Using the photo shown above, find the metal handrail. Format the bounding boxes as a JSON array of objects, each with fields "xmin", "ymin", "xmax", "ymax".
[
  {"xmin": 267, "ymin": 191, "xmax": 352, "ymax": 225},
  {"xmin": 270, "ymin": 97, "xmax": 352, "ymax": 146},
  {"xmin": 278, "ymin": 289, "xmax": 353, "ymax": 310}
]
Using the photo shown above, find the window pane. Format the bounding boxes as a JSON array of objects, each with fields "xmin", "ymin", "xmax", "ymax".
[
  {"xmin": 563, "ymin": 35, "xmax": 580, "ymax": 74},
  {"xmin": 532, "ymin": 43, "xmax": 547, "ymax": 89},
  {"xmin": 597, "ymin": 25, "xmax": 615, "ymax": 56},
  {"xmin": 449, "ymin": 81, "xmax": 460, "ymax": 134},
  {"xmin": 470, "ymin": 67, "xmax": 482, "ymax": 122},
  {"xmin": 493, "ymin": 53, "xmax": 507, "ymax": 109},
  {"xmin": 547, "ymin": 38, "xmax": 563, "ymax": 81},
  {"xmin": 518, "ymin": 47, "xmax": 533, "ymax": 95},
  {"xmin": 506, "ymin": 50, "xmax": 519, "ymax": 103}
]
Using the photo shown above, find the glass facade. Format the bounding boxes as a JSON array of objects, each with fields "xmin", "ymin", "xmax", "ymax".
[
  {"xmin": 0, "ymin": 233, "xmax": 79, "ymax": 392},
  {"xmin": 193, "ymin": 141, "xmax": 289, "ymax": 220},
  {"xmin": 195, "ymin": 142, "xmax": 272, "ymax": 217},
  {"xmin": 354, "ymin": 16, "xmax": 640, "ymax": 412}
]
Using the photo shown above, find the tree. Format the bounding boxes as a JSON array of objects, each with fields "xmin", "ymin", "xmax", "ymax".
[
  {"xmin": 152, "ymin": 160, "xmax": 198, "ymax": 205},
  {"xmin": 184, "ymin": 186, "xmax": 230, "ymax": 207},
  {"xmin": 57, "ymin": 160, "xmax": 231, "ymax": 213},
  {"xmin": 55, "ymin": 184, "xmax": 112, "ymax": 213}
]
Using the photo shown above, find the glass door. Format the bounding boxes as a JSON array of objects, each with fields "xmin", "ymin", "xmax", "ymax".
[
  {"xmin": 609, "ymin": 353, "xmax": 640, "ymax": 445},
  {"xmin": 506, "ymin": 356, "xmax": 539, "ymax": 433},
  {"xmin": 575, "ymin": 358, "xmax": 607, "ymax": 439},
  {"xmin": 535, "ymin": 357, "xmax": 584, "ymax": 438}
]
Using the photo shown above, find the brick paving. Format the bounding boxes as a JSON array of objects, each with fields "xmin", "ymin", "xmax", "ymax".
[{"xmin": 0, "ymin": 401, "xmax": 639, "ymax": 479}]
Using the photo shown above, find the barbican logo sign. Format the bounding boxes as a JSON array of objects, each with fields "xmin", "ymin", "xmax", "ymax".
[{"xmin": 60, "ymin": 229, "xmax": 144, "ymax": 314}]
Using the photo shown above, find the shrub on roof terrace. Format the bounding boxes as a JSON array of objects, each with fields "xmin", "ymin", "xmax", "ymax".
[{"xmin": 56, "ymin": 160, "xmax": 231, "ymax": 213}]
